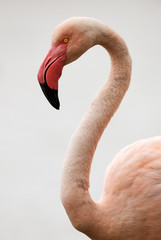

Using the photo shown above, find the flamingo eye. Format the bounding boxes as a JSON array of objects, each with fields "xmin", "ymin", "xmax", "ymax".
[{"xmin": 63, "ymin": 38, "xmax": 69, "ymax": 43}]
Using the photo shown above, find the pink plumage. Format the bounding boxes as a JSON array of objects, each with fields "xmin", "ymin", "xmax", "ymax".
[{"xmin": 38, "ymin": 17, "xmax": 161, "ymax": 240}]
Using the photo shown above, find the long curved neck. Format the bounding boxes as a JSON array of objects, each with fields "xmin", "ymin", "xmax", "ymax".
[{"xmin": 61, "ymin": 23, "xmax": 132, "ymax": 236}]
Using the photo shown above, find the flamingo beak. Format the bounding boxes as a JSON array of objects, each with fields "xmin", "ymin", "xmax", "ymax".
[{"xmin": 37, "ymin": 43, "xmax": 67, "ymax": 109}]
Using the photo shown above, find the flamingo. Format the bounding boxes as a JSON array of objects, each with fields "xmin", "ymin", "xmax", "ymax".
[{"xmin": 37, "ymin": 17, "xmax": 161, "ymax": 240}]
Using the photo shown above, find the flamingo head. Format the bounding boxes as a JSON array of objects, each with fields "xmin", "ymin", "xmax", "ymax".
[{"xmin": 37, "ymin": 17, "xmax": 99, "ymax": 109}]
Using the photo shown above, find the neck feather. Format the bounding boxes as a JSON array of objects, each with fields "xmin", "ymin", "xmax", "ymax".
[{"xmin": 61, "ymin": 22, "xmax": 132, "ymax": 236}]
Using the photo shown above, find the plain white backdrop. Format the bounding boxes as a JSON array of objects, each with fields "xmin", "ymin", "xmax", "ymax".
[{"xmin": 0, "ymin": 0, "xmax": 161, "ymax": 239}]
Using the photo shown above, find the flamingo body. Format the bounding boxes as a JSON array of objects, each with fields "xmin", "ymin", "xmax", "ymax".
[
  {"xmin": 100, "ymin": 136, "xmax": 161, "ymax": 239},
  {"xmin": 37, "ymin": 17, "xmax": 161, "ymax": 240}
]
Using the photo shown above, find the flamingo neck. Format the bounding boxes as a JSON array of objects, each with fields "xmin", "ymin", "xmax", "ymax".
[{"xmin": 61, "ymin": 23, "xmax": 132, "ymax": 236}]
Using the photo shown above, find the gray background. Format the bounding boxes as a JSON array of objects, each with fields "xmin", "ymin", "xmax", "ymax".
[{"xmin": 0, "ymin": 0, "xmax": 161, "ymax": 239}]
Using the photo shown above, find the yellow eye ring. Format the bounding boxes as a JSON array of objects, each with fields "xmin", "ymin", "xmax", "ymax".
[{"xmin": 63, "ymin": 38, "xmax": 69, "ymax": 43}]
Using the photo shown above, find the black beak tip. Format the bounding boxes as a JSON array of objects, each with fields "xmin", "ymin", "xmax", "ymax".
[
  {"xmin": 39, "ymin": 83, "xmax": 60, "ymax": 110},
  {"xmin": 54, "ymin": 102, "xmax": 60, "ymax": 110}
]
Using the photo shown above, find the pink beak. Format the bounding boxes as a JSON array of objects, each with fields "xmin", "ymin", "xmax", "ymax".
[{"xmin": 37, "ymin": 43, "xmax": 67, "ymax": 109}]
